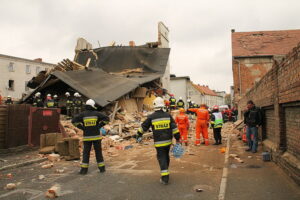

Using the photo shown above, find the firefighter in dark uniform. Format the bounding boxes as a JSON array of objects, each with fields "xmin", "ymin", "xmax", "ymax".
[
  {"xmin": 65, "ymin": 92, "xmax": 74, "ymax": 117},
  {"xmin": 169, "ymin": 94, "xmax": 176, "ymax": 110},
  {"xmin": 45, "ymin": 94, "xmax": 55, "ymax": 108},
  {"xmin": 137, "ymin": 97, "xmax": 180, "ymax": 185},
  {"xmin": 176, "ymin": 97, "xmax": 185, "ymax": 109},
  {"xmin": 33, "ymin": 92, "xmax": 44, "ymax": 107},
  {"xmin": 72, "ymin": 99, "xmax": 109, "ymax": 175},
  {"xmin": 5, "ymin": 96, "xmax": 13, "ymax": 104},
  {"xmin": 73, "ymin": 92, "xmax": 83, "ymax": 115},
  {"xmin": 187, "ymin": 99, "xmax": 193, "ymax": 115},
  {"xmin": 53, "ymin": 95, "xmax": 59, "ymax": 108}
]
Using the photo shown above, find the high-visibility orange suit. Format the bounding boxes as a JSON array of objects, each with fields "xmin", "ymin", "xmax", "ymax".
[
  {"xmin": 188, "ymin": 105, "xmax": 210, "ymax": 145},
  {"xmin": 175, "ymin": 109, "xmax": 190, "ymax": 145}
]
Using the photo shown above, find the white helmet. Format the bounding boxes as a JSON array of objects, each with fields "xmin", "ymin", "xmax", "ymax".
[
  {"xmin": 153, "ymin": 97, "xmax": 164, "ymax": 110},
  {"xmin": 53, "ymin": 95, "xmax": 58, "ymax": 98},
  {"xmin": 187, "ymin": 99, "xmax": 191, "ymax": 102},
  {"xmin": 74, "ymin": 92, "xmax": 79, "ymax": 97},
  {"xmin": 65, "ymin": 92, "xmax": 70, "ymax": 96},
  {"xmin": 78, "ymin": 94, "xmax": 82, "ymax": 97},
  {"xmin": 86, "ymin": 99, "xmax": 96, "ymax": 108},
  {"xmin": 7, "ymin": 95, "xmax": 11, "ymax": 98},
  {"xmin": 191, "ymin": 101, "xmax": 194, "ymax": 104},
  {"xmin": 47, "ymin": 94, "xmax": 51, "ymax": 97},
  {"xmin": 35, "ymin": 92, "xmax": 41, "ymax": 97},
  {"xmin": 179, "ymin": 97, "xmax": 182, "ymax": 100}
]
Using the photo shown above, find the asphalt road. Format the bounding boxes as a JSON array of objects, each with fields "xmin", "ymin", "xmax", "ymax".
[{"xmin": 0, "ymin": 122, "xmax": 299, "ymax": 200}]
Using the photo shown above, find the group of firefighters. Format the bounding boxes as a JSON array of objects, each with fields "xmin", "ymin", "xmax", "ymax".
[
  {"xmin": 71, "ymin": 95, "xmax": 225, "ymax": 185},
  {"xmin": 31, "ymin": 92, "xmax": 83, "ymax": 117}
]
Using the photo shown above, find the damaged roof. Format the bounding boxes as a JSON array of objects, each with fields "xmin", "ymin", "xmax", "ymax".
[
  {"xmin": 24, "ymin": 46, "xmax": 170, "ymax": 107},
  {"xmin": 232, "ymin": 29, "xmax": 300, "ymax": 57}
]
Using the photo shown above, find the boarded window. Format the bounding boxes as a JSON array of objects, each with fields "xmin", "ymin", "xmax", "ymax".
[{"xmin": 8, "ymin": 62, "xmax": 14, "ymax": 72}]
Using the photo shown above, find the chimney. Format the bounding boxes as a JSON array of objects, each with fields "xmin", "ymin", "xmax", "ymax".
[
  {"xmin": 231, "ymin": 29, "xmax": 235, "ymax": 33},
  {"xmin": 34, "ymin": 58, "xmax": 42, "ymax": 62}
]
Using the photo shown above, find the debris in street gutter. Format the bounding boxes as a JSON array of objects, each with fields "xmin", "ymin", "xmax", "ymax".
[
  {"xmin": 39, "ymin": 175, "xmax": 45, "ymax": 180},
  {"xmin": 5, "ymin": 183, "xmax": 16, "ymax": 190},
  {"xmin": 195, "ymin": 188, "xmax": 203, "ymax": 192},
  {"xmin": 45, "ymin": 184, "xmax": 61, "ymax": 198},
  {"xmin": 42, "ymin": 163, "xmax": 54, "ymax": 169}
]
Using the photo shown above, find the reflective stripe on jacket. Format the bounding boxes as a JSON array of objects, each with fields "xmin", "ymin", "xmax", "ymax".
[{"xmin": 138, "ymin": 110, "xmax": 180, "ymax": 147}]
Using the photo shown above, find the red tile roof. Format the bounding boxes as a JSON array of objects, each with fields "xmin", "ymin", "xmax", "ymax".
[
  {"xmin": 192, "ymin": 84, "xmax": 218, "ymax": 96},
  {"xmin": 232, "ymin": 29, "xmax": 300, "ymax": 57}
]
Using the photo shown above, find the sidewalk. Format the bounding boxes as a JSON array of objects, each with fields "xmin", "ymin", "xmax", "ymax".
[{"xmin": 225, "ymin": 132, "xmax": 300, "ymax": 200}]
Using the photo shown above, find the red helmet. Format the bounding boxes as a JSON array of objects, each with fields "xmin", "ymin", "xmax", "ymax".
[
  {"xmin": 170, "ymin": 94, "xmax": 174, "ymax": 97},
  {"xmin": 213, "ymin": 105, "xmax": 219, "ymax": 110}
]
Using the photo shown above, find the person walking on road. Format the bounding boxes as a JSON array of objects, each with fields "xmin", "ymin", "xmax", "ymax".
[
  {"xmin": 175, "ymin": 108, "xmax": 190, "ymax": 146},
  {"xmin": 72, "ymin": 99, "xmax": 109, "ymax": 175},
  {"xmin": 210, "ymin": 105, "xmax": 224, "ymax": 145},
  {"xmin": 136, "ymin": 97, "xmax": 180, "ymax": 185},
  {"xmin": 244, "ymin": 100, "xmax": 262, "ymax": 153},
  {"xmin": 188, "ymin": 104, "xmax": 210, "ymax": 146},
  {"xmin": 176, "ymin": 97, "xmax": 185, "ymax": 109}
]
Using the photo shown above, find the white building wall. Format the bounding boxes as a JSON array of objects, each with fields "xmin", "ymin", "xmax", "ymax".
[
  {"xmin": 170, "ymin": 78, "xmax": 188, "ymax": 108},
  {"xmin": 0, "ymin": 55, "xmax": 55, "ymax": 100},
  {"xmin": 158, "ymin": 22, "xmax": 170, "ymax": 91},
  {"xmin": 187, "ymin": 82, "xmax": 204, "ymax": 105}
]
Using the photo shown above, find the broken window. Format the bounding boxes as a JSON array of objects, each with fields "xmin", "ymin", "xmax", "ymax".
[
  {"xmin": 8, "ymin": 80, "xmax": 14, "ymax": 90},
  {"xmin": 8, "ymin": 62, "xmax": 14, "ymax": 72},
  {"xmin": 36, "ymin": 66, "xmax": 41, "ymax": 74},
  {"xmin": 25, "ymin": 81, "xmax": 29, "ymax": 91},
  {"xmin": 26, "ymin": 65, "xmax": 31, "ymax": 74}
]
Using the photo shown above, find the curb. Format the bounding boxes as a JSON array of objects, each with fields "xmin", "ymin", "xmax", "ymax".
[{"xmin": 0, "ymin": 157, "xmax": 47, "ymax": 171}]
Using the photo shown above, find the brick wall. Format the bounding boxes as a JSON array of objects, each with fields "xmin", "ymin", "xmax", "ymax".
[{"xmin": 238, "ymin": 43, "xmax": 300, "ymax": 185}]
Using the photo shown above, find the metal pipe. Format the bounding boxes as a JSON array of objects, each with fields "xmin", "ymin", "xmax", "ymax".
[{"xmin": 236, "ymin": 59, "xmax": 242, "ymax": 96}]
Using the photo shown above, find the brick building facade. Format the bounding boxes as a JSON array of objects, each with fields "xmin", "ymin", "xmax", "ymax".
[
  {"xmin": 238, "ymin": 43, "xmax": 300, "ymax": 185},
  {"xmin": 231, "ymin": 29, "xmax": 300, "ymax": 106}
]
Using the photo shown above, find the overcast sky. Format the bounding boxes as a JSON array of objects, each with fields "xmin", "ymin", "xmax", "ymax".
[{"xmin": 1, "ymin": 0, "xmax": 300, "ymax": 92}]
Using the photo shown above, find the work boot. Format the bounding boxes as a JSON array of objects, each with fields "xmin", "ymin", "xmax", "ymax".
[
  {"xmin": 201, "ymin": 141, "xmax": 205, "ymax": 145},
  {"xmin": 160, "ymin": 175, "xmax": 169, "ymax": 185},
  {"xmin": 245, "ymin": 148, "xmax": 251, "ymax": 152},
  {"xmin": 213, "ymin": 143, "xmax": 218, "ymax": 145},
  {"xmin": 99, "ymin": 166, "xmax": 106, "ymax": 173},
  {"xmin": 79, "ymin": 168, "xmax": 88, "ymax": 175}
]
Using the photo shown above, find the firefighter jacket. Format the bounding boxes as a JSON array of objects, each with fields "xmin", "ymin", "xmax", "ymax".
[
  {"xmin": 169, "ymin": 97, "xmax": 176, "ymax": 107},
  {"xmin": 175, "ymin": 113, "xmax": 190, "ymax": 129},
  {"xmin": 188, "ymin": 102, "xmax": 193, "ymax": 108},
  {"xmin": 210, "ymin": 111, "xmax": 223, "ymax": 128},
  {"xmin": 188, "ymin": 107, "xmax": 210, "ymax": 121},
  {"xmin": 74, "ymin": 97, "xmax": 83, "ymax": 108},
  {"xmin": 138, "ymin": 110, "xmax": 180, "ymax": 147},
  {"xmin": 53, "ymin": 99, "xmax": 59, "ymax": 108},
  {"xmin": 45, "ymin": 99, "xmax": 55, "ymax": 108},
  {"xmin": 33, "ymin": 97, "xmax": 43, "ymax": 107},
  {"xmin": 66, "ymin": 97, "xmax": 74, "ymax": 108},
  {"xmin": 177, "ymin": 100, "xmax": 185, "ymax": 108},
  {"xmin": 244, "ymin": 106, "xmax": 262, "ymax": 127},
  {"xmin": 5, "ymin": 99, "xmax": 13, "ymax": 105},
  {"xmin": 72, "ymin": 108, "xmax": 109, "ymax": 141}
]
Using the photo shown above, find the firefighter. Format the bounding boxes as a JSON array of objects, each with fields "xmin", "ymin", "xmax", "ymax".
[
  {"xmin": 45, "ymin": 94, "xmax": 55, "ymax": 108},
  {"xmin": 33, "ymin": 92, "xmax": 43, "ymax": 107},
  {"xmin": 188, "ymin": 104, "xmax": 210, "ymax": 146},
  {"xmin": 53, "ymin": 95, "xmax": 59, "ymax": 108},
  {"xmin": 176, "ymin": 97, "xmax": 185, "ymax": 109},
  {"xmin": 169, "ymin": 94, "xmax": 176, "ymax": 110},
  {"xmin": 72, "ymin": 99, "xmax": 109, "ymax": 175},
  {"xmin": 175, "ymin": 108, "xmax": 190, "ymax": 146},
  {"xmin": 136, "ymin": 97, "xmax": 180, "ymax": 185},
  {"xmin": 74, "ymin": 92, "xmax": 83, "ymax": 115},
  {"xmin": 5, "ymin": 96, "xmax": 13, "ymax": 104},
  {"xmin": 210, "ymin": 105, "xmax": 224, "ymax": 145},
  {"xmin": 65, "ymin": 92, "xmax": 74, "ymax": 117}
]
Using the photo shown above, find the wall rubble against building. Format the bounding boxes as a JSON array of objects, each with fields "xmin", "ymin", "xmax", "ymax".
[{"xmin": 238, "ymin": 42, "xmax": 300, "ymax": 185}]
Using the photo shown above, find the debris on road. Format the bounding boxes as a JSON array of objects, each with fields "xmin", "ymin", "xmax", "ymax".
[
  {"xmin": 48, "ymin": 153, "xmax": 60, "ymax": 162},
  {"xmin": 195, "ymin": 188, "xmax": 203, "ymax": 192},
  {"xmin": 55, "ymin": 169, "xmax": 65, "ymax": 173},
  {"xmin": 6, "ymin": 173, "xmax": 13, "ymax": 179},
  {"xmin": 41, "ymin": 163, "xmax": 54, "ymax": 169},
  {"xmin": 5, "ymin": 183, "xmax": 16, "ymax": 190},
  {"xmin": 38, "ymin": 175, "xmax": 45, "ymax": 180},
  {"xmin": 45, "ymin": 184, "xmax": 61, "ymax": 199}
]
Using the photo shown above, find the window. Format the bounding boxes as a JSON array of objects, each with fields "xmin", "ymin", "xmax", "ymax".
[
  {"xmin": 8, "ymin": 80, "xmax": 14, "ymax": 90},
  {"xmin": 26, "ymin": 65, "xmax": 31, "ymax": 74},
  {"xmin": 36, "ymin": 66, "xmax": 41, "ymax": 74},
  {"xmin": 8, "ymin": 62, "xmax": 14, "ymax": 72},
  {"xmin": 25, "ymin": 81, "xmax": 29, "ymax": 91}
]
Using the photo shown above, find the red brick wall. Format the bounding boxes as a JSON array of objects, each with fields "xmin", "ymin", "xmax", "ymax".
[{"xmin": 238, "ymin": 42, "xmax": 300, "ymax": 185}]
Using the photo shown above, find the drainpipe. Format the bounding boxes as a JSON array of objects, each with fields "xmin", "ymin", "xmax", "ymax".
[{"xmin": 235, "ymin": 59, "xmax": 242, "ymax": 96}]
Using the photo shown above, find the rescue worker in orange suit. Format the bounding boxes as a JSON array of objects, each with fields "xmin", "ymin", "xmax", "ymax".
[
  {"xmin": 175, "ymin": 108, "xmax": 190, "ymax": 146},
  {"xmin": 210, "ymin": 105, "xmax": 224, "ymax": 145},
  {"xmin": 72, "ymin": 99, "xmax": 109, "ymax": 175},
  {"xmin": 137, "ymin": 97, "xmax": 180, "ymax": 185},
  {"xmin": 169, "ymin": 94, "xmax": 176, "ymax": 110},
  {"xmin": 188, "ymin": 104, "xmax": 210, "ymax": 145}
]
